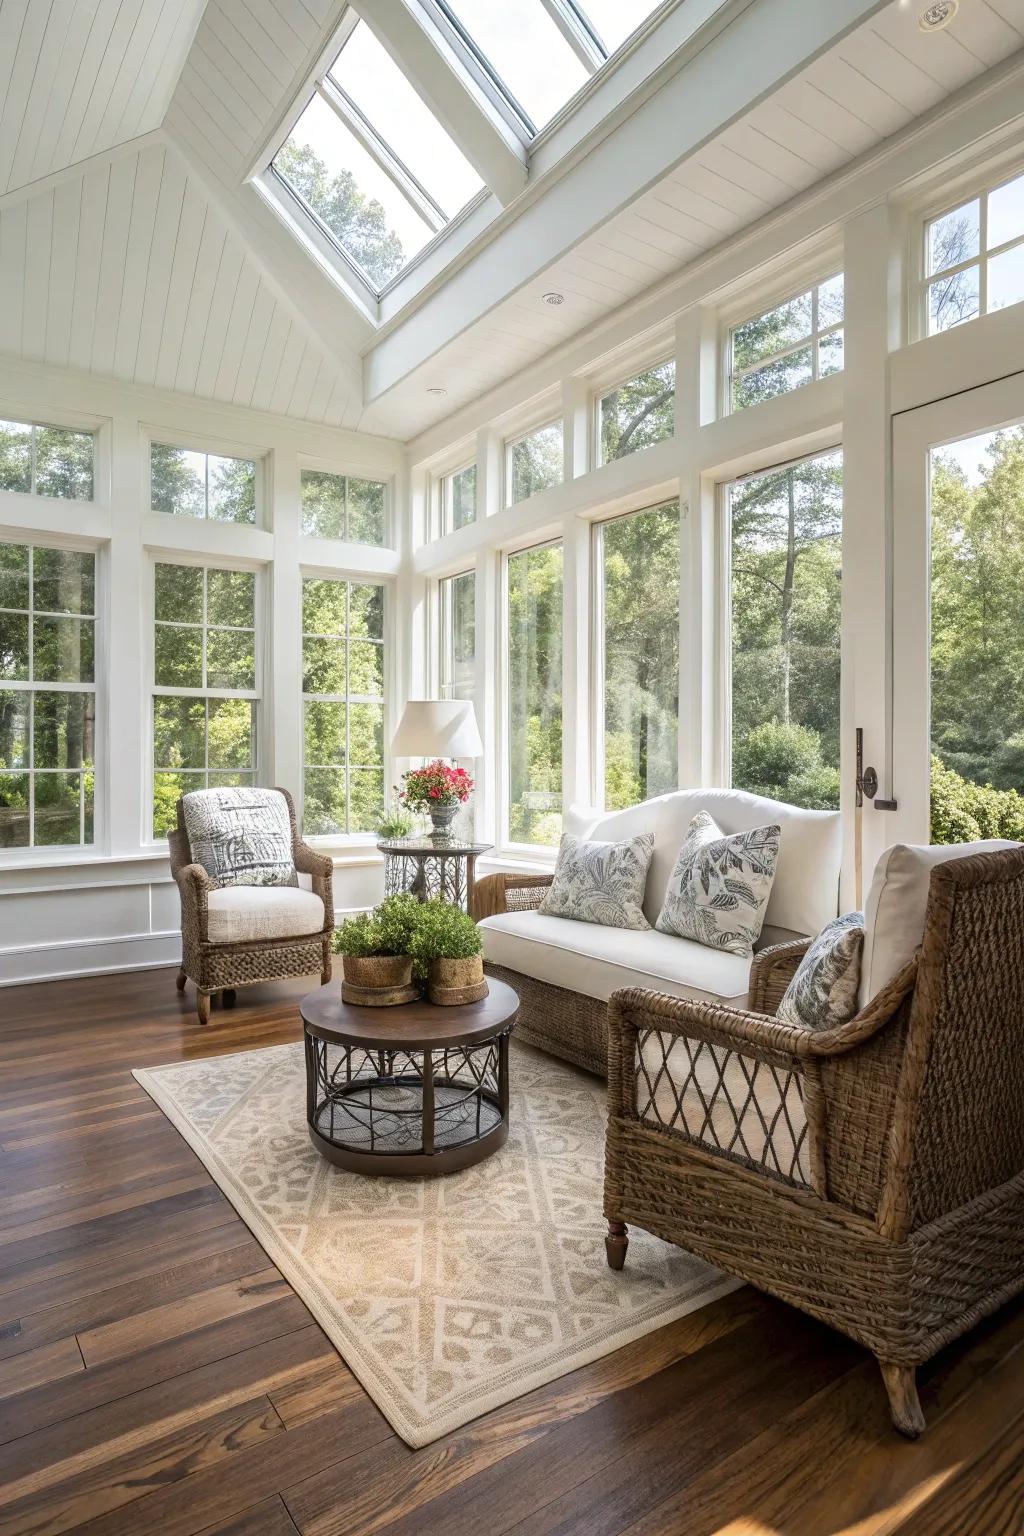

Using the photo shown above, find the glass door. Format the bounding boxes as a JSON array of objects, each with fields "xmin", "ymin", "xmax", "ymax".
[{"xmin": 891, "ymin": 373, "xmax": 1024, "ymax": 846}]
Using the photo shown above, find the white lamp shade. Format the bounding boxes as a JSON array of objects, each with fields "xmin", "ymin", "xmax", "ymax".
[{"xmin": 392, "ymin": 699, "xmax": 483, "ymax": 759}]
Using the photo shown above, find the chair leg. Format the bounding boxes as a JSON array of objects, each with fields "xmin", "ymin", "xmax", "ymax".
[
  {"xmin": 606, "ymin": 1220, "xmax": 628, "ymax": 1271},
  {"xmin": 879, "ymin": 1361, "xmax": 926, "ymax": 1439},
  {"xmin": 175, "ymin": 969, "xmax": 187, "ymax": 992},
  {"xmin": 196, "ymin": 991, "xmax": 211, "ymax": 1026}
]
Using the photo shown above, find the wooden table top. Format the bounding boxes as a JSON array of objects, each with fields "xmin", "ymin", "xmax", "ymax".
[{"xmin": 299, "ymin": 976, "xmax": 518, "ymax": 1050}]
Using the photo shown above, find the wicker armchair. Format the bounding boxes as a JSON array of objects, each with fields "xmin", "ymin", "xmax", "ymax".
[
  {"xmin": 170, "ymin": 788, "xmax": 334, "ymax": 1025},
  {"xmin": 602, "ymin": 846, "xmax": 1024, "ymax": 1437}
]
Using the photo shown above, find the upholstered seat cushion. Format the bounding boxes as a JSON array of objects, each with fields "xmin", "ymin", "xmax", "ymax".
[
  {"xmin": 207, "ymin": 886, "xmax": 325, "ymax": 945},
  {"xmin": 480, "ymin": 910, "xmax": 753, "ymax": 1007}
]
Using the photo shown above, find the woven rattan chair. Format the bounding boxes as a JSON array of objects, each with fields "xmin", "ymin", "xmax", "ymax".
[
  {"xmin": 170, "ymin": 788, "xmax": 333, "ymax": 1025},
  {"xmin": 602, "ymin": 846, "xmax": 1024, "ymax": 1438}
]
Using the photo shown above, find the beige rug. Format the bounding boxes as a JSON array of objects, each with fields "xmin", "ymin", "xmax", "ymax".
[{"xmin": 134, "ymin": 1038, "xmax": 738, "ymax": 1447}]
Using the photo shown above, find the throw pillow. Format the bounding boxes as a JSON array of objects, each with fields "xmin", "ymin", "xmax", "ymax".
[
  {"xmin": 777, "ymin": 911, "xmax": 864, "ymax": 1031},
  {"xmin": 183, "ymin": 787, "xmax": 297, "ymax": 888},
  {"xmin": 538, "ymin": 831, "xmax": 655, "ymax": 930},
  {"xmin": 655, "ymin": 811, "xmax": 781, "ymax": 957}
]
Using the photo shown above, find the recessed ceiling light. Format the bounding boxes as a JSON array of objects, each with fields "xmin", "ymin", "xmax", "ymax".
[
  {"xmin": 426, "ymin": 386, "xmax": 447, "ymax": 397},
  {"xmin": 918, "ymin": 0, "xmax": 958, "ymax": 31},
  {"xmin": 542, "ymin": 291, "xmax": 565, "ymax": 306}
]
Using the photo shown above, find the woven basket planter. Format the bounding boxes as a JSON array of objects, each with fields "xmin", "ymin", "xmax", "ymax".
[
  {"xmin": 341, "ymin": 954, "xmax": 419, "ymax": 1006},
  {"xmin": 428, "ymin": 955, "xmax": 488, "ymax": 1006}
]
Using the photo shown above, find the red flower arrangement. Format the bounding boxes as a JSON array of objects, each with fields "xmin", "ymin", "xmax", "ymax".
[{"xmin": 399, "ymin": 759, "xmax": 474, "ymax": 812}]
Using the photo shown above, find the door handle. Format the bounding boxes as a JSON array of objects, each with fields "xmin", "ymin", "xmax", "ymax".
[{"xmin": 856, "ymin": 728, "xmax": 898, "ymax": 811}]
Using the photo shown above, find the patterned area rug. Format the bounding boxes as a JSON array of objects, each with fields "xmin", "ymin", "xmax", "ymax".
[{"xmin": 134, "ymin": 1039, "xmax": 738, "ymax": 1447}]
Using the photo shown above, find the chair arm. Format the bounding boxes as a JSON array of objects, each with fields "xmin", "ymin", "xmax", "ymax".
[
  {"xmin": 293, "ymin": 840, "xmax": 334, "ymax": 930},
  {"xmin": 473, "ymin": 872, "xmax": 553, "ymax": 921},
  {"xmin": 174, "ymin": 862, "xmax": 215, "ymax": 946},
  {"xmin": 748, "ymin": 938, "xmax": 811, "ymax": 1015}
]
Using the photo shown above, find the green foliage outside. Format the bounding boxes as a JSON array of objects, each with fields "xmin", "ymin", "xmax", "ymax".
[
  {"xmin": 509, "ymin": 424, "xmax": 563, "ymax": 505},
  {"xmin": 731, "ymin": 275, "xmax": 843, "ymax": 411},
  {"xmin": 507, "ymin": 544, "xmax": 562, "ymax": 845},
  {"xmin": 302, "ymin": 578, "xmax": 385, "ymax": 837},
  {"xmin": 0, "ymin": 419, "xmax": 93, "ymax": 500},
  {"xmin": 150, "ymin": 444, "xmax": 255, "ymax": 524},
  {"xmin": 300, "ymin": 470, "xmax": 386, "ymax": 543},
  {"xmin": 930, "ymin": 755, "xmax": 1024, "ymax": 844},
  {"xmin": 600, "ymin": 363, "xmax": 675, "ymax": 463},
  {"xmin": 274, "ymin": 139, "xmax": 404, "ymax": 290}
]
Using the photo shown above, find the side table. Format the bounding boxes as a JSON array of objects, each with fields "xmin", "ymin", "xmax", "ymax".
[{"xmin": 377, "ymin": 837, "xmax": 493, "ymax": 911}]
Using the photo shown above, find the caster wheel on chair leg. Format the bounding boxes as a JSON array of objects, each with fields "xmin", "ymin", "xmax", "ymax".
[{"xmin": 222, "ymin": 988, "xmax": 237, "ymax": 1009}]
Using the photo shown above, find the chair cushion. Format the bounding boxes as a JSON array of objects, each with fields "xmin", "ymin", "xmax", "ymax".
[
  {"xmin": 655, "ymin": 812, "xmax": 781, "ymax": 957},
  {"xmin": 564, "ymin": 788, "xmax": 840, "ymax": 935},
  {"xmin": 859, "ymin": 839, "xmax": 1020, "ymax": 1007},
  {"xmin": 480, "ymin": 910, "xmax": 752, "ymax": 1006},
  {"xmin": 778, "ymin": 911, "xmax": 864, "ymax": 1031},
  {"xmin": 184, "ymin": 787, "xmax": 296, "ymax": 888},
  {"xmin": 207, "ymin": 887, "xmax": 325, "ymax": 944},
  {"xmin": 538, "ymin": 831, "xmax": 654, "ymax": 930}
]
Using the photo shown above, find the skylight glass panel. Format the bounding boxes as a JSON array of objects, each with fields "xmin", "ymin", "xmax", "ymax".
[
  {"xmin": 576, "ymin": 0, "xmax": 663, "ymax": 54},
  {"xmin": 439, "ymin": 0, "xmax": 589, "ymax": 131},
  {"xmin": 329, "ymin": 22, "xmax": 482, "ymax": 220}
]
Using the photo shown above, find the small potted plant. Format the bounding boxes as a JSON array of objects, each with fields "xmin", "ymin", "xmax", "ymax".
[
  {"xmin": 398, "ymin": 760, "xmax": 473, "ymax": 842},
  {"xmin": 408, "ymin": 899, "xmax": 487, "ymax": 1005},
  {"xmin": 375, "ymin": 795, "xmax": 416, "ymax": 841},
  {"xmin": 333, "ymin": 894, "xmax": 420, "ymax": 1005}
]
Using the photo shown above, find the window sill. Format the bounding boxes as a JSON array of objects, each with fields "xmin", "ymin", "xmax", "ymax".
[{"xmin": 479, "ymin": 849, "xmax": 557, "ymax": 876}]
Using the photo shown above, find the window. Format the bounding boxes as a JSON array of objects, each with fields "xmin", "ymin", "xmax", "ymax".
[
  {"xmin": 596, "ymin": 502, "xmax": 679, "ymax": 809},
  {"xmin": 271, "ymin": 19, "xmax": 483, "ymax": 294},
  {"xmin": 598, "ymin": 361, "xmax": 675, "ymax": 464},
  {"xmin": 439, "ymin": 463, "xmax": 477, "ymax": 534},
  {"xmin": 301, "ymin": 470, "xmax": 387, "ymax": 544},
  {"xmin": 926, "ymin": 170, "xmax": 1024, "ymax": 334},
  {"xmin": 1, "ymin": 542, "xmax": 96, "ymax": 849},
  {"xmin": 507, "ymin": 421, "xmax": 563, "ymax": 505},
  {"xmin": 151, "ymin": 444, "xmax": 256, "ymax": 525},
  {"xmin": 302, "ymin": 577, "xmax": 385, "ymax": 836},
  {"xmin": 728, "ymin": 449, "xmax": 842, "ymax": 810},
  {"xmin": 439, "ymin": 571, "xmax": 475, "ymax": 702},
  {"xmin": 152, "ymin": 564, "xmax": 258, "ymax": 838},
  {"xmin": 729, "ymin": 274, "xmax": 844, "ymax": 411},
  {"xmin": 431, "ymin": 0, "xmax": 666, "ymax": 135},
  {"xmin": 506, "ymin": 541, "xmax": 562, "ymax": 845},
  {"xmin": 0, "ymin": 419, "xmax": 93, "ymax": 501}
]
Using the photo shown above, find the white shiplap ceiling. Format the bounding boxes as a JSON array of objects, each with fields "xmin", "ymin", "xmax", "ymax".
[{"xmin": 0, "ymin": 0, "xmax": 207, "ymax": 197}]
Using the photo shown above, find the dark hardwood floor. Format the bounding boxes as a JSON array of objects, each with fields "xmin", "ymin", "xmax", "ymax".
[{"xmin": 1, "ymin": 964, "xmax": 1022, "ymax": 1535}]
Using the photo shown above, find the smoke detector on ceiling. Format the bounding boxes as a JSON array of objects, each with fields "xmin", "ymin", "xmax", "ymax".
[
  {"xmin": 918, "ymin": 0, "xmax": 958, "ymax": 31},
  {"xmin": 426, "ymin": 386, "xmax": 447, "ymax": 397},
  {"xmin": 542, "ymin": 291, "xmax": 565, "ymax": 306}
]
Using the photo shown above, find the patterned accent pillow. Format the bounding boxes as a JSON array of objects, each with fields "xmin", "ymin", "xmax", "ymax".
[
  {"xmin": 183, "ymin": 787, "xmax": 297, "ymax": 889},
  {"xmin": 538, "ymin": 831, "xmax": 655, "ymax": 930},
  {"xmin": 655, "ymin": 811, "xmax": 781, "ymax": 957},
  {"xmin": 777, "ymin": 911, "xmax": 864, "ymax": 1031}
]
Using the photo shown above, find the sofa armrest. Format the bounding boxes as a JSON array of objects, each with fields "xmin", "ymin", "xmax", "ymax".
[
  {"xmin": 748, "ymin": 938, "xmax": 811, "ymax": 1015},
  {"xmin": 473, "ymin": 872, "xmax": 553, "ymax": 922},
  {"xmin": 293, "ymin": 840, "xmax": 334, "ymax": 930}
]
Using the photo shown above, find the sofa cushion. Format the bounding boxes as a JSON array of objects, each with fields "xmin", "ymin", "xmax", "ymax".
[
  {"xmin": 655, "ymin": 812, "xmax": 780, "ymax": 957},
  {"xmin": 538, "ymin": 831, "xmax": 654, "ymax": 930},
  {"xmin": 480, "ymin": 910, "xmax": 752, "ymax": 1006},
  {"xmin": 778, "ymin": 910, "xmax": 864, "ymax": 1031},
  {"xmin": 184, "ymin": 787, "xmax": 297, "ymax": 888},
  {"xmin": 567, "ymin": 788, "xmax": 839, "ymax": 935},
  {"xmin": 859, "ymin": 839, "xmax": 1019, "ymax": 1007},
  {"xmin": 207, "ymin": 886, "xmax": 325, "ymax": 944}
]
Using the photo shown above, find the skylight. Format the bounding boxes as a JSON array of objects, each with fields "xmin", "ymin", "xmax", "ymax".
[{"xmin": 272, "ymin": 18, "xmax": 483, "ymax": 294}]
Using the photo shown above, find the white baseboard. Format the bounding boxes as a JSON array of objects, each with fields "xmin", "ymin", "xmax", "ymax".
[{"xmin": 0, "ymin": 930, "xmax": 183, "ymax": 987}]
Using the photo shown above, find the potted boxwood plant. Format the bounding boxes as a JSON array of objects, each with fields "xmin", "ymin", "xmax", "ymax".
[
  {"xmin": 333, "ymin": 894, "xmax": 420, "ymax": 1005},
  {"xmin": 408, "ymin": 899, "xmax": 487, "ymax": 1005}
]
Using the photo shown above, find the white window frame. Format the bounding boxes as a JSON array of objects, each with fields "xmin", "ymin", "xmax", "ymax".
[
  {"xmin": 500, "ymin": 534, "xmax": 564, "ymax": 853},
  {"xmin": 593, "ymin": 353, "xmax": 676, "ymax": 468},
  {"xmin": 437, "ymin": 567, "xmax": 476, "ymax": 702},
  {"xmin": 145, "ymin": 428, "xmax": 266, "ymax": 530},
  {"xmin": 919, "ymin": 164, "xmax": 1024, "ymax": 339},
  {"xmin": 504, "ymin": 418, "xmax": 564, "ymax": 509},
  {"xmin": 0, "ymin": 416, "xmax": 96, "ymax": 503},
  {"xmin": 434, "ymin": 461, "xmax": 478, "ymax": 539},
  {"xmin": 723, "ymin": 269, "xmax": 844, "ymax": 417},
  {"xmin": 298, "ymin": 459, "xmax": 393, "ymax": 547}
]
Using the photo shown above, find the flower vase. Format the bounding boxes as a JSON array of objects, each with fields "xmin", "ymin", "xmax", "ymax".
[{"xmin": 428, "ymin": 803, "xmax": 460, "ymax": 842}]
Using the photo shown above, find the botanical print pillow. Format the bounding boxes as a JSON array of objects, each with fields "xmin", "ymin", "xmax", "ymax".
[
  {"xmin": 655, "ymin": 811, "xmax": 781, "ymax": 956},
  {"xmin": 538, "ymin": 831, "xmax": 655, "ymax": 930},
  {"xmin": 183, "ymin": 787, "xmax": 297, "ymax": 888},
  {"xmin": 778, "ymin": 911, "xmax": 864, "ymax": 1031}
]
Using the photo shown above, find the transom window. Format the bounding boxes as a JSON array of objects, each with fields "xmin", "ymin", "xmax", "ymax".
[
  {"xmin": 272, "ymin": 17, "xmax": 483, "ymax": 295},
  {"xmin": 301, "ymin": 470, "xmax": 387, "ymax": 545},
  {"xmin": 152, "ymin": 564, "xmax": 258, "ymax": 838},
  {"xmin": 925, "ymin": 169, "xmax": 1024, "ymax": 334},
  {"xmin": 506, "ymin": 420, "xmax": 563, "ymax": 506},
  {"xmin": 729, "ymin": 274, "xmax": 844, "ymax": 412},
  {"xmin": 598, "ymin": 360, "xmax": 675, "ymax": 464},
  {"xmin": 151, "ymin": 444, "xmax": 256, "ymax": 525},
  {"xmin": 0, "ymin": 419, "xmax": 94, "ymax": 501},
  {"xmin": 1, "ymin": 542, "xmax": 96, "ymax": 849},
  {"xmin": 439, "ymin": 571, "xmax": 475, "ymax": 702},
  {"xmin": 438, "ymin": 464, "xmax": 477, "ymax": 534},
  {"xmin": 302, "ymin": 578, "xmax": 385, "ymax": 836}
]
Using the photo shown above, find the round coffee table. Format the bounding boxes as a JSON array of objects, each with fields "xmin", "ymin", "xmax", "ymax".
[{"xmin": 300, "ymin": 979, "xmax": 519, "ymax": 1176}]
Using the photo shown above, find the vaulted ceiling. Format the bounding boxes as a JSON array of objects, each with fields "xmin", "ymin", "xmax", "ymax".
[{"xmin": 0, "ymin": 0, "xmax": 1022, "ymax": 441}]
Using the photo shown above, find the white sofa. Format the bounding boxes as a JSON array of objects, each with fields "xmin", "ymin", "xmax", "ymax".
[{"xmin": 475, "ymin": 788, "xmax": 842, "ymax": 1075}]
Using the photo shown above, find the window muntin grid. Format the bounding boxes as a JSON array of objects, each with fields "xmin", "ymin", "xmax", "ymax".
[
  {"xmin": 925, "ymin": 169, "xmax": 1024, "ymax": 334},
  {"xmin": 300, "ymin": 470, "xmax": 387, "ymax": 544},
  {"xmin": 150, "ymin": 444, "xmax": 257, "ymax": 525},
  {"xmin": 0, "ymin": 541, "xmax": 96, "ymax": 850},
  {"xmin": 152, "ymin": 563, "xmax": 258, "ymax": 839},
  {"xmin": 729, "ymin": 274, "xmax": 844, "ymax": 413},
  {"xmin": 301, "ymin": 577, "xmax": 386, "ymax": 837},
  {"xmin": 0, "ymin": 418, "xmax": 94, "ymax": 501}
]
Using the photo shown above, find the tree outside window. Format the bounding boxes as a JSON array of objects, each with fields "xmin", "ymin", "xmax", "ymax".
[
  {"xmin": 599, "ymin": 362, "xmax": 675, "ymax": 464},
  {"xmin": 506, "ymin": 542, "xmax": 562, "ymax": 845}
]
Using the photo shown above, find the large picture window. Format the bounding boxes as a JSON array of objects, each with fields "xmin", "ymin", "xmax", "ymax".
[
  {"xmin": 728, "ymin": 449, "xmax": 842, "ymax": 810},
  {"xmin": 439, "ymin": 571, "xmax": 475, "ymax": 703},
  {"xmin": 596, "ymin": 502, "xmax": 679, "ymax": 810},
  {"xmin": 0, "ymin": 542, "xmax": 96, "ymax": 848},
  {"xmin": 0, "ymin": 419, "xmax": 94, "ymax": 501},
  {"xmin": 506, "ymin": 421, "xmax": 563, "ymax": 506},
  {"xmin": 729, "ymin": 274, "xmax": 844, "ymax": 411},
  {"xmin": 598, "ymin": 362, "xmax": 675, "ymax": 464},
  {"xmin": 302, "ymin": 578, "xmax": 385, "ymax": 836},
  {"xmin": 152, "ymin": 563, "xmax": 258, "ymax": 837},
  {"xmin": 300, "ymin": 470, "xmax": 387, "ymax": 545},
  {"xmin": 925, "ymin": 169, "xmax": 1024, "ymax": 333},
  {"xmin": 151, "ymin": 444, "xmax": 256, "ymax": 525},
  {"xmin": 506, "ymin": 542, "xmax": 562, "ymax": 846}
]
